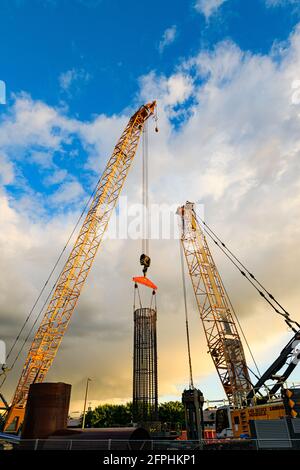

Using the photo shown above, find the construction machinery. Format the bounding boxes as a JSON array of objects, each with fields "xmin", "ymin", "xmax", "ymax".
[
  {"xmin": 177, "ymin": 202, "xmax": 252, "ymax": 409},
  {"xmin": 1, "ymin": 101, "xmax": 157, "ymax": 433},
  {"xmin": 1, "ymin": 98, "xmax": 299, "ymax": 441},
  {"xmin": 178, "ymin": 201, "xmax": 300, "ymax": 438}
]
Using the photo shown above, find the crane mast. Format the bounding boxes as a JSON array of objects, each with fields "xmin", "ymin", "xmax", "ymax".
[
  {"xmin": 178, "ymin": 202, "xmax": 252, "ymax": 407},
  {"xmin": 4, "ymin": 101, "xmax": 156, "ymax": 431}
]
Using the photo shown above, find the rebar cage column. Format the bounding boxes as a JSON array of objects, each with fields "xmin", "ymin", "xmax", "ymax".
[{"xmin": 133, "ymin": 308, "xmax": 158, "ymax": 423}]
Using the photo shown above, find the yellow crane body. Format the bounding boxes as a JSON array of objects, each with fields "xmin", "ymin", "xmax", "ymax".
[
  {"xmin": 4, "ymin": 101, "xmax": 156, "ymax": 432},
  {"xmin": 178, "ymin": 202, "xmax": 251, "ymax": 408}
]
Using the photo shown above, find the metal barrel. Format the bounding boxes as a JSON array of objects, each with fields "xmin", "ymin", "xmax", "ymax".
[{"xmin": 21, "ymin": 382, "xmax": 71, "ymax": 439}]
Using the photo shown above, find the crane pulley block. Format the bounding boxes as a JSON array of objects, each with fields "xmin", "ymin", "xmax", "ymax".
[{"xmin": 140, "ymin": 253, "xmax": 151, "ymax": 276}]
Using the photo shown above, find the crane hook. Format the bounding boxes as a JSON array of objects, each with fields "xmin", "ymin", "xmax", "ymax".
[{"xmin": 140, "ymin": 253, "xmax": 151, "ymax": 277}]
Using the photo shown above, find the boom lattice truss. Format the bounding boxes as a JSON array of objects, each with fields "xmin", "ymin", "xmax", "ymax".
[
  {"xmin": 5, "ymin": 101, "xmax": 156, "ymax": 431},
  {"xmin": 178, "ymin": 202, "xmax": 252, "ymax": 407}
]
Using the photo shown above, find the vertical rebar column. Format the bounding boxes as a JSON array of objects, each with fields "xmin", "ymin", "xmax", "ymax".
[{"xmin": 133, "ymin": 308, "xmax": 158, "ymax": 423}]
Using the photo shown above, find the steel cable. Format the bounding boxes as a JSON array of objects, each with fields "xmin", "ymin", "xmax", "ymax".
[
  {"xmin": 194, "ymin": 209, "xmax": 300, "ymax": 332},
  {"xmin": 0, "ymin": 177, "xmax": 101, "ymax": 388}
]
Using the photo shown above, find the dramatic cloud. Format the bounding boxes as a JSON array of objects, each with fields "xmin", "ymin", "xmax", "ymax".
[
  {"xmin": 158, "ymin": 25, "xmax": 177, "ymax": 53},
  {"xmin": 1, "ymin": 23, "xmax": 300, "ymax": 410}
]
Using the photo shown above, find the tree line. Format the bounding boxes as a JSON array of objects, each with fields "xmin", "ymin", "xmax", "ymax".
[{"xmin": 83, "ymin": 401, "xmax": 185, "ymax": 428}]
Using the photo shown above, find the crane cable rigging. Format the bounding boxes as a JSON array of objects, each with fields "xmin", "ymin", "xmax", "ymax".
[
  {"xmin": 133, "ymin": 115, "xmax": 159, "ymax": 311},
  {"xmin": 179, "ymin": 206, "xmax": 261, "ymax": 388},
  {"xmin": 194, "ymin": 208, "xmax": 300, "ymax": 333},
  {"xmin": 179, "ymin": 240, "xmax": 194, "ymax": 390},
  {"xmin": 2, "ymin": 108, "xmax": 156, "ymax": 385},
  {"xmin": 142, "ymin": 120, "xmax": 149, "ymax": 257},
  {"xmin": 139, "ymin": 104, "xmax": 158, "ymax": 277},
  {"xmin": 133, "ymin": 281, "xmax": 157, "ymax": 311},
  {"xmin": 0, "ymin": 178, "xmax": 101, "ymax": 387},
  {"xmin": 1, "ymin": 103, "xmax": 158, "ymax": 390},
  {"xmin": 140, "ymin": 119, "xmax": 151, "ymax": 276}
]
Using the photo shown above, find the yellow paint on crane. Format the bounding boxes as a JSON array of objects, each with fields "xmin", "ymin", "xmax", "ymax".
[
  {"xmin": 4, "ymin": 101, "xmax": 156, "ymax": 433},
  {"xmin": 178, "ymin": 202, "xmax": 251, "ymax": 408}
]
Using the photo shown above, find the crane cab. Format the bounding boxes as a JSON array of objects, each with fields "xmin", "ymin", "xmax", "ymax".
[{"xmin": 215, "ymin": 406, "xmax": 233, "ymax": 438}]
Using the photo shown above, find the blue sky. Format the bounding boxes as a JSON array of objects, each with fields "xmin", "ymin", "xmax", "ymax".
[
  {"xmin": 1, "ymin": 0, "xmax": 300, "ymax": 406},
  {"xmin": 1, "ymin": 0, "xmax": 299, "ymax": 118},
  {"xmin": 1, "ymin": 0, "xmax": 300, "ymax": 209}
]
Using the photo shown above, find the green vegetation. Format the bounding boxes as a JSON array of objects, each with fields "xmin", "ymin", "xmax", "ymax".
[
  {"xmin": 84, "ymin": 403, "xmax": 133, "ymax": 428},
  {"xmin": 158, "ymin": 401, "xmax": 185, "ymax": 428},
  {"xmin": 83, "ymin": 401, "xmax": 185, "ymax": 428}
]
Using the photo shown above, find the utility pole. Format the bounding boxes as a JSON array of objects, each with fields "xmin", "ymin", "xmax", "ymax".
[{"xmin": 82, "ymin": 378, "xmax": 91, "ymax": 429}]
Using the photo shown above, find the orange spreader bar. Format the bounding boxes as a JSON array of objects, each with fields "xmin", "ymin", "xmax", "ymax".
[{"xmin": 133, "ymin": 276, "xmax": 158, "ymax": 290}]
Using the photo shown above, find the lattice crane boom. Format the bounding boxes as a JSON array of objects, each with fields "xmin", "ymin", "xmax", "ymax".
[
  {"xmin": 5, "ymin": 101, "xmax": 156, "ymax": 431},
  {"xmin": 178, "ymin": 202, "xmax": 252, "ymax": 407}
]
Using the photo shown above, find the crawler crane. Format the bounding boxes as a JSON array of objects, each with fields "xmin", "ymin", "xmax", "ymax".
[
  {"xmin": 2, "ymin": 101, "xmax": 156, "ymax": 432},
  {"xmin": 178, "ymin": 202, "xmax": 300, "ymax": 438}
]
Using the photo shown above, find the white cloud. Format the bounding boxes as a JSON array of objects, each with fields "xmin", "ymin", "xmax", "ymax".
[
  {"xmin": 43, "ymin": 168, "xmax": 68, "ymax": 186},
  {"xmin": 186, "ymin": 40, "xmax": 243, "ymax": 83},
  {"xmin": 0, "ymin": 93, "xmax": 76, "ymax": 151},
  {"xmin": 194, "ymin": 0, "xmax": 228, "ymax": 20},
  {"xmin": 139, "ymin": 72, "xmax": 193, "ymax": 107},
  {"xmin": 0, "ymin": 80, "xmax": 6, "ymax": 105},
  {"xmin": 2, "ymin": 24, "xmax": 300, "ymax": 408},
  {"xmin": 78, "ymin": 113, "xmax": 127, "ymax": 172},
  {"xmin": 0, "ymin": 153, "xmax": 14, "ymax": 185},
  {"xmin": 158, "ymin": 25, "xmax": 177, "ymax": 53},
  {"xmin": 266, "ymin": 0, "xmax": 298, "ymax": 6},
  {"xmin": 30, "ymin": 150, "xmax": 54, "ymax": 169},
  {"xmin": 50, "ymin": 179, "xmax": 85, "ymax": 205},
  {"xmin": 59, "ymin": 68, "xmax": 91, "ymax": 93}
]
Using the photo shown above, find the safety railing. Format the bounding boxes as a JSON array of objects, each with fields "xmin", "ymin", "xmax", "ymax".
[{"xmin": 1, "ymin": 437, "xmax": 300, "ymax": 451}]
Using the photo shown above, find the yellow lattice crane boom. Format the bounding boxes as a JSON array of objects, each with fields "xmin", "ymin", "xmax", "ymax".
[
  {"xmin": 177, "ymin": 202, "xmax": 251, "ymax": 408},
  {"xmin": 4, "ymin": 101, "xmax": 156, "ymax": 432}
]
